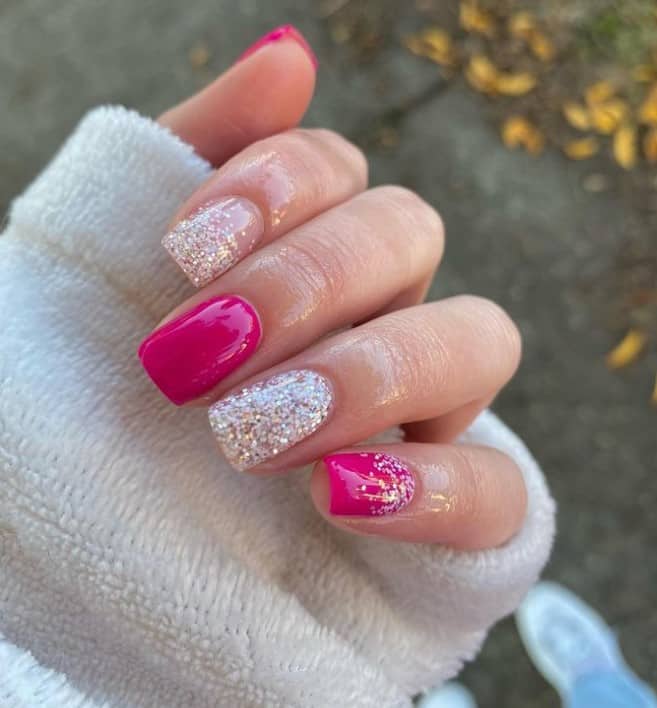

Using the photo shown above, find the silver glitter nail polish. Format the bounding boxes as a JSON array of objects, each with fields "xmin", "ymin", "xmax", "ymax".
[
  {"xmin": 208, "ymin": 369, "xmax": 333, "ymax": 471},
  {"xmin": 162, "ymin": 197, "xmax": 263, "ymax": 288}
]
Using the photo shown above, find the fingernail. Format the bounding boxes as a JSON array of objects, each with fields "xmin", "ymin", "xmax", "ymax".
[
  {"xmin": 138, "ymin": 295, "xmax": 261, "ymax": 405},
  {"xmin": 237, "ymin": 24, "xmax": 318, "ymax": 69},
  {"xmin": 324, "ymin": 452, "xmax": 415, "ymax": 516},
  {"xmin": 163, "ymin": 197, "xmax": 264, "ymax": 288},
  {"xmin": 209, "ymin": 369, "xmax": 332, "ymax": 470}
]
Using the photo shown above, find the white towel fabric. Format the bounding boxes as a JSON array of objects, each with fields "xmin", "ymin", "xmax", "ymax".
[{"xmin": 0, "ymin": 107, "xmax": 556, "ymax": 708}]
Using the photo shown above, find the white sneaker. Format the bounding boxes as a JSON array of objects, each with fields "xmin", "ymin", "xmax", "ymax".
[
  {"xmin": 516, "ymin": 581, "xmax": 656, "ymax": 707},
  {"xmin": 416, "ymin": 682, "xmax": 478, "ymax": 708}
]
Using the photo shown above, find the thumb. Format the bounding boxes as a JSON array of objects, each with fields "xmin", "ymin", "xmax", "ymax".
[{"xmin": 158, "ymin": 25, "xmax": 317, "ymax": 165}]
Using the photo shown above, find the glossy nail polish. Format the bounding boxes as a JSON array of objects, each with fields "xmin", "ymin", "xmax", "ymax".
[
  {"xmin": 237, "ymin": 24, "xmax": 318, "ymax": 69},
  {"xmin": 324, "ymin": 452, "xmax": 415, "ymax": 516},
  {"xmin": 208, "ymin": 369, "xmax": 332, "ymax": 470},
  {"xmin": 138, "ymin": 295, "xmax": 261, "ymax": 405},
  {"xmin": 163, "ymin": 197, "xmax": 264, "ymax": 288}
]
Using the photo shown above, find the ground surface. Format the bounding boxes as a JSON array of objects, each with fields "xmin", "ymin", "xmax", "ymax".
[{"xmin": 1, "ymin": 0, "xmax": 656, "ymax": 705}]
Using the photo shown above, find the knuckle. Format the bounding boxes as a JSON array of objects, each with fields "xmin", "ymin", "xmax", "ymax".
[
  {"xmin": 299, "ymin": 128, "xmax": 369, "ymax": 180},
  {"xmin": 456, "ymin": 295, "xmax": 523, "ymax": 373},
  {"xmin": 283, "ymin": 233, "xmax": 348, "ymax": 309},
  {"xmin": 369, "ymin": 312, "xmax": 452, "ymax": 395},
  {"xmin": 371, "ymin": 185, "xmax": 445, "ymax": 258}
]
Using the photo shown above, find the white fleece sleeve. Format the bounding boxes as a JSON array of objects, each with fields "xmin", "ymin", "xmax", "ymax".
[{"xmin": 0, "ymin": 107, "xmax": 556, "ymax": 708}]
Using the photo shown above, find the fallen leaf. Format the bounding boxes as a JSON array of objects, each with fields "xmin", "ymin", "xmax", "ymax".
[
  {"xmin": 508, "ymin": 11, "xmax": 536, "ymax": 38},
  {"xmin": 562, "ymin": 102, "xmax": 591, "ymax": 131},
  {"xmin": 606, "ymin": 329, "xmax": 647, "ymax": 369},
  {"xmin": 589, "ymin": 99, "xmax": 628, "ymax": 134},
  {"xmin": 330, "ymin": 24, "xmax": 350, "ymax": 43},
  {"xmin": 563, "ymin": 137, "xmax": 600, "ymax": 160},
  {"xmin": 495, "ymin": 71, "xmax": 537, "ymax": 96},
  {"xmin": 460, "ymin": 1, "xmax": 496, "ymax": 38},
  {"xmin": 508, "ymin": 13, "xmax": 555, "ymax": 61},
  {"xmin": 644, "ymin": 127, "xmax": 657, "ymax": 163},
  {"xmin": 502, "ymin": 116, "xmax": 545, "ymax": 155},
  {"xmin": 188, "ymin": 42, "xmax": 211, "ymax": 69},
  {"xmin": 632, "ymin": 64, "xmax": 657, "ymax": 83},
  {"xmin": 613, "ymin": 123, "xmax": 638, "ymax": 169},
  {"xmin": 652, "ymin": 372, "xmax": 657, "ymax": 406},
  {"xmin": 638, "ymin": 84, "xmax": 657, "ymax": 126},
  {"xmin": 529, "ymin": 31, "xmax": 556, "ymax": 62},
  {"xmin": 404, "ymin": 28, "xmax": 456, "ymax": 66},
  {"xmin": 376, "ymin": 126, "xmax": 400, "ymax": 148},
  {"xmin": 585, "ymin": 81, "xmax": 615, "ymax": 106},
  {"xmin": 465, "ymin": 55, "xmax": 536, "ymax": 96},
  {"xmin": 465, "ymin": 54, "xmax": 499, "ymax": 93}
]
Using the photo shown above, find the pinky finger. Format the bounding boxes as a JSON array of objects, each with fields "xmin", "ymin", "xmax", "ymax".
[{"xmin": 310, "ymin": 443, "xmax": 527, "ymax": 549}]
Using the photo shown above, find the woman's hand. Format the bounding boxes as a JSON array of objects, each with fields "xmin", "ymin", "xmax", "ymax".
[
  {"xmin": 139, "ymin": 25, "xmax": 527, "ymax": 549},
  {"xmin": 0, "ymin": 25, "xmax": 555, "ymax": 704}
]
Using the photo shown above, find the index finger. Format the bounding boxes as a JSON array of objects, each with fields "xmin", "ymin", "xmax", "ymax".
[{"xmin": 158, "ymin": 25, "xmax": 317, "ymax": 164}]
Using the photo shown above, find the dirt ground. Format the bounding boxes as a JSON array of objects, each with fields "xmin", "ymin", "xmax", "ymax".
[{"xmin": 1, "ymin": 0, "xmax": 656, "ymax": 705}]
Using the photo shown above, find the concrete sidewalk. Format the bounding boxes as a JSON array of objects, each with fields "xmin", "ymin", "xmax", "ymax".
[{"xmin": 1, "ymin": 1, "xmax": 655, "ymax": 704}]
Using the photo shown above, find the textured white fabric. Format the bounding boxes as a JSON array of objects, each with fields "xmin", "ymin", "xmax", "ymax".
[
  {"xmin": 0, "ymin": 634, "xmax": 105, "ymax": 708},
  {"xmin": 0, "ymin": 107, "xmax": 556, "ymax": 708}
]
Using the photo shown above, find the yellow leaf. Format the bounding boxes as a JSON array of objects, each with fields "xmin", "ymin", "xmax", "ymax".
[
  {"xmin": 638, "ymin": 84, "xmax": 657, "ymax": 126},
  {"xmin": 529, "ymin": 32, "xmax": 556, "ymax": 62},
  {"xmin": 495, "ymin": 71, "xmax": 537, "ymax": 96},
  {"xmin": 585, "ymin": 81, "xmax": 615, "ymax": 106},
  {"xmin": 460, "ymin": 1, "xmax": 496, "ymax": 38},
  {"xmin": 502, "ymin": 116, "xmax": 545, "ymax": 155},
  {"xmin": 508, "ymin": 11, "xmax": 536, "ymax": 39},
  {"xmin": 188, "ymin": 42, "xmax": 211, "ymax": 69},
  {"xmin": 632, "ymin": 65, "xmax": 657, "ymax": 83},
  {"xmin": 563, "ymin": 137, "xmax": 600, "ymax": 160},
  {"xmin": 465, "ymin": 54, "xmax": 499, "ymax": 93},
  {"xmin": 562, "ymin": 102, "xmax": 591, "ymax": 131},
  {"xmin": 589, "ymin": 99, "xmax": 628, "ymax": 134},
  {"xmin": 613, "ymin": 124, "xmax": 638, "ymax": 169},
  {"xmin": 403, "ymin": 28, "xmax": 456, "ymax": 67},
  {"xmin": 606, "ymin": 329, "xmax": 647, "ymax": 369},
  {"xmin": 643, "ymin": 127, "xmax": 657, "ymax": 163},
  {"xmin": 465, "ymin": 56, "xmax": 536, "ymax": 96},
  {"xmin": 508, "ymin": 13, "xmax": 555, "ymax": 61}
]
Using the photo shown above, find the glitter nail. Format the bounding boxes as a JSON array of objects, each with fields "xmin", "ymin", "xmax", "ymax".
[
  {"xmin": 162, "ymin": 197, "xmax": 264, "ymax": 287},
  {"xmin": 208, "ymin": 369, "xmax": 333, "ymax": 470}
]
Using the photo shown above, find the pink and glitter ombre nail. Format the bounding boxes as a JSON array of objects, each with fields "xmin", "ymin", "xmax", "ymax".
[
  {"xmin": 324, "ymin": 452, "xmax": 415, "ymax": 516},
  {"xmin": 237, "ymin": 24, "xmax": 318, "ymax": 69},
  {"xmin": 163, "ymin": 197, "xmax": 264, "ymax": 288},
  {"xmin": 138, "ymin": 295, "xmax": 261, "ymax": 405}
]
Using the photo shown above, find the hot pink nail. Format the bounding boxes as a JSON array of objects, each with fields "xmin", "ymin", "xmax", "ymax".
[
  {"xmin": 324, "ymin": 452, "xmax": 415, "ymax": 516},
  {"xmin": 138, "ymin": 295, "xmax": 261, "ymax": 405},
  {"xmin": 237, "ymin": 24, "xmax": 318, "ymax": 69}
]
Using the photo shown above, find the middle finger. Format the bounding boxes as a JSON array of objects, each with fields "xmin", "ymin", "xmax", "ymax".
[{"xmin": 139, "ymin": 186, "xmax": 444, "ymax": 405}]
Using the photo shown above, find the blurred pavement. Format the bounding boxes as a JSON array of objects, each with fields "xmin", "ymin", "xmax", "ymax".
[{"xmin": 1, "ymin": 1, "xmax": 655, "ymax": 705}]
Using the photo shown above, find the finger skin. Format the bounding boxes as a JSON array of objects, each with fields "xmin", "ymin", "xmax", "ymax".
[
  {"xmin": 404, "ymin": 394, "xmax": 496, "ymax": 444},
  {"xmin": 310, "ymin": 443, "xmax": 528, "ymax": 549},
  {"xmin": 141, "ymin": 187, "xmax": 443, "ymax": 405},
  {"xmin": 206, "ymin": 296, "xmax": 521, "ymax": 473},
  {"xmin": 161, "ymin": 129, "xmax": 368, "ymax": 288},
  {"xmin": 158, "ymin": 37, "xmax": 316, "ymax": 164}
]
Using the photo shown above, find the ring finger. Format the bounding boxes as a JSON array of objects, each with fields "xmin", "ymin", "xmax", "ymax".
[{"xmin": 206, "ymin": 295, "xmax": 521, "ymax": 473}]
